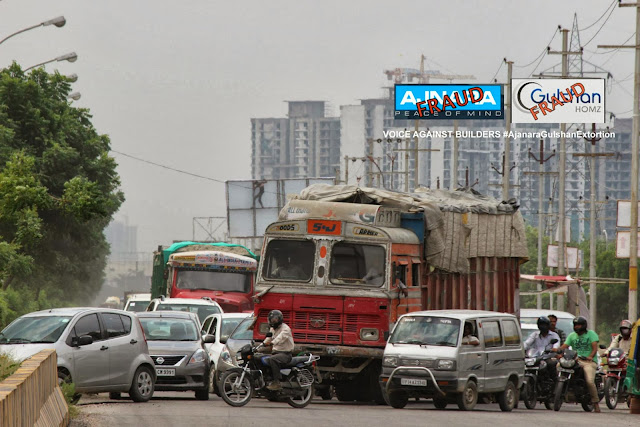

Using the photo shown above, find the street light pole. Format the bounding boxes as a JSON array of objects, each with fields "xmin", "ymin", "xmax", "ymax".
[
  {"xmin": 24, "ymin": 52, "xmax": 78, "ymax": 72},
  {"xmin": 0, "ymin": 16, "xmax": 66, "ymax": 46}
]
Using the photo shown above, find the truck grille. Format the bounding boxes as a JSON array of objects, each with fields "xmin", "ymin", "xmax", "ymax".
[
  {"xmin": 293, "ymin": 312, "xmax": 341, "ymax": 331},
  {"xmin": 344, "ymin": 314, "xmax": 379, "ymax": 332}
]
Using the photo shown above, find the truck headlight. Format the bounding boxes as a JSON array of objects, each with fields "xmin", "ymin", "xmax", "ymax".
[
  {"xmin": 437, "ymin": 359, "xmax": 455, "ymax": 370},
  {"xmin": 189, "ymin": 349, "xmax": 207, "ymax": 364},
  {"xmin": 383, "ymin": 356, "xmax": 398, "ymax": 367},
  {"xmin": 360, "ymin": 328, "xmax": 379, "ymax": 341}
]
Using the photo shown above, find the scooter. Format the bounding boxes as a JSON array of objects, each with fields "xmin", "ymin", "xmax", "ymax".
[
  {"xmin": 553, "ymin": 348, "xmax": 605, "ymax": 412},
  {"xmin": 219, "ymin": 342, "xmax": 320, "ymax": 408},
  {"xmin": 603, "ymin": 347, "xmax": 629, "ymax": 409}
]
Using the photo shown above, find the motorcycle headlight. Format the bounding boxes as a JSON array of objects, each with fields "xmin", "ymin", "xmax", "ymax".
[
  {"xmin": 437, "ymin": 359, "xmax": 455, "ymax": 370},
  {"xmin": 539, "ymin": 360, "xmax": 547, "ymax": 370},
  {"xmin": 383, "ymin": 356, "xmax": 398, "ymax": 367},
  {"xmin": 235, "ymin": 353, "xmax": 245, "ymax": 365},
  {"xmin": 608, "ymin": 358, "xmax": 619, "ymax": 366},
  {"xmin": 189, "ymin": 349, "xmax": 207, "ymax": 364},
  {"xmin": 560, "ymin": 358, "xmax": 575, "ymax": 369},
  {"xmin": 525, "ymin": 357, "xmax": 536, "ymax": 367}
]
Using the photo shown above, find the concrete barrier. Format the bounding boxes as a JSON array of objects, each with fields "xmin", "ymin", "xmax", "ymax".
[{"xmin": 0, "ymin": 349, "xmax": 69, "ymax": 427}]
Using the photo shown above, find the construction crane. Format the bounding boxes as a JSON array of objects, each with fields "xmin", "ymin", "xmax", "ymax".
[{"xmin": 384, "ymin": 54, "xmax": 476, "ymax": 84}]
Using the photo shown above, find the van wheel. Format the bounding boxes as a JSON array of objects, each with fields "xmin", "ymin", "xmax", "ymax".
[
  {"xmin": 387, "ymin": 390, "xmax": 408, "ymax": 409},
  {"xmin": 457, "ymin": 381, "xmax": 478, "ymax": 411},
  {"xmin": 129, "ymin": 366, "xmax": 154, "ymax": 402},
  {"xmin": 433, "ymin": 397, "xmax": 448, "ymax": 409},
  {"xmin": 498, "ymin": 380, "xmax": 517, "ymax": 412}
]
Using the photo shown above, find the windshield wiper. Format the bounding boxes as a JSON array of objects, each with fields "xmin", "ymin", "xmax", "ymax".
[
  {"xmin": 6, "ymin": 338, "xmax": 32, "ymax": 344},
  {"xmin": 29, "ymin": 340, "xmax": 56, "ymax": 344},
  {"xmin": 393, "ymin": 339, "xmax": 425, "ymax": 345}
]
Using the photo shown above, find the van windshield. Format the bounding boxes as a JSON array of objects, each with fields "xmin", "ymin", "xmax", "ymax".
[{"xmin": 390, "ymin": 316, "xmax": 460, "ymax": 346}]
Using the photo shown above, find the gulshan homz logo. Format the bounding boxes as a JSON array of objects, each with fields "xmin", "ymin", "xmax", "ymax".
[{"xmin": 394, "ymin": 84, "xmax": 503, "ymax": 120}]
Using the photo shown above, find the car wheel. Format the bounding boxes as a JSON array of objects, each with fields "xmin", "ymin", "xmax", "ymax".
[
  {"xmin": 456, "ymin": 380, "xmax": 478, "ymax": 411},
  {"xmin": 129, "ymin": 366, "xmax": 154, "ymax": 402},
  {"xmin": 387, "ymin": 390, "xmax": 408, "ymax": 409},
  {"xmin": 433, "ymin": 397, "xmax": 448, "ymax": 409},
  {"xmin": 58, "ymin": 370, "xmax": 82, "ymax": 404},
  {"xmin": 209, "ymin": 365, "xmax": 217, "ymax": 394},
  {"xmin": 109, "ymin": 392, "xmax": 122, "ymax": 400}
]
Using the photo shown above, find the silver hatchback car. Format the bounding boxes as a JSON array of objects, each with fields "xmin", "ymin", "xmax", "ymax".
[{"xmin": 0, "ymin": 307, "xmax": 156, "ymax": 402}]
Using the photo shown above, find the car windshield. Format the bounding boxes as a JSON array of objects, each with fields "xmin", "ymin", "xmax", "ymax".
[
  {"xmin": 139, "ymin": 318, "xmax": 199, "ymax": 341},
  {"xmin": 229, "ymin": 317, "xmax": 255, "ymax": 341},
  {"xmin": 125, "ymin": 301, "xmax": 150, "ymax": 312},
  {"xmin": 221, "ymin": 317, "xmax": 246, "ymax": 340},
  {"xmin": 262, "ymin": 239, "xmax": 315, "ymax": 282},
  {"xmin": 329, "ymin": 242, "xmax": 385, "ymax": 286},
  {"xmin": 175, "ymin": 270, "xmax": 251, "ymax": 293},
  {"xmin": 389, "ymin": 316, "xmax": 460, "ymax": 346},
  {"xmin": 156, "ymin": 304, "xmax": 221, "ymax": 324},
  {"xmin": 521, "ymin": 316, "xmax": 572, "ymax": 339},
  {"xmin": 0, "ymin": 316, "xmax": 72, "ymax": 344}
]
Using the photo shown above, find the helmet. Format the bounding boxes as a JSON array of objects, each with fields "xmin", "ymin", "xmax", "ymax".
[
  {"xmin": 620, "ymin": 319, "xmax": 633, "ymax": 338},
  {"xmin": 267, "ymin": 309, "xmax": 284, "ymax": 329},
  {"xmin": 573, "ymin": 316, "xmax": 588, "ymax": 334},
  {"xmin": 537, "ymin": 316, "xmax": 551, "ymax": 333}
]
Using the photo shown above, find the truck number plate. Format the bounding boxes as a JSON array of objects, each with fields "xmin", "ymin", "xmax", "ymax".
[
  {"xmin": 401, "ymin": 378, "xmax": 427, "ymax": 386},
  {"xmin": 156, "ymin": 368, "xmax": 175, "ymax": 376}
]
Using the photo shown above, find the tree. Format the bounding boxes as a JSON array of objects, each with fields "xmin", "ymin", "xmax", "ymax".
[{"xmin": 0, "ymin": 63, "xmax": 124, "ymax": 323}]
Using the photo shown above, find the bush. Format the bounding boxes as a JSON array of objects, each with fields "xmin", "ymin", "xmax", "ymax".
[
  {"xmin": 60, "ymin": 381, "xmax": 80, "ymax": 418},
  {"xmin": 0, "ymin": 351, "xmax": 19, "ymax": 381}
]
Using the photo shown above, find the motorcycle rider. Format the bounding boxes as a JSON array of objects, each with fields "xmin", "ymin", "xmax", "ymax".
[
  {"xmin": 607, "ymin": 319, "xmax": 633, "ymax": 354},
  {"xmin": 548, "ymin": 314, "xmax": 566, "ymax": 344},
  {"xmin": 263, "ymin": 309, "xmax": 294, "ymax": 391},
  {"xmin": 524, "ymin": 316, "xmax": 560, "ymax": 355},
  {"xmin": 552, "ymin": 316, "xmax": 601, "ymax": 412}
]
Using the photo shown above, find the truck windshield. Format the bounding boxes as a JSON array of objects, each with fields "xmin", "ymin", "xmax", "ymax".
[
  {"xmin": 330, "ymin": 242, "xmax": 385, "ymax": 286},
  {"xmin": 175, "ymin": 270, "xmax": 251, "ymax": 293},
  {"xmin": 389, "ymin": 316, "xmax": 461, "ymax": 346},
  {"xmin": 262, "ymin": 239, "xmax": 315, "ymax": 282}
]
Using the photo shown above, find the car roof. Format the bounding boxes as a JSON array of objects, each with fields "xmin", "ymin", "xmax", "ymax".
[
  {"xmin": 136, "ymin": 311, "xmax": 198, "ymax": 320},
  {"xmin": 21, "ymin": 307, "xmax": 134, "ymax": 317},
  {"xmin": 399, "ymin": 309, "xmax": 517, "ymax": 321},
  {"xmin": 127, "ymin": 294, "xmax": 151, "ymax": 301},
  {"xmin": 152, "ymin": 297, "xmax": 221, "ymax": 307},
  {"xmin": 520, "ymin": 309, "xmax": 575, "ymax": 319}
]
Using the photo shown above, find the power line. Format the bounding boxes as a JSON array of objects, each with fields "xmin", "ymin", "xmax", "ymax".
[
  {"xmin": 514, "ymin": 27, "xmax": 559, "ymax": 72},
  {"xmin": 582, "ymin": 4, "xmax": 618, "ymax": 48},
  {"xmin": 579, "ymin": 0, "xmax": 617, "ymax": 32},
  {"xmin": 490, "ymin": 60, "xmax": 503, "ymax": 82}
]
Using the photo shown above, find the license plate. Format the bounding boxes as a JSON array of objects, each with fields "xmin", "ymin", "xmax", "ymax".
[
  {"xmin": 156, "ymin": 368, "xmax": 175, "ymax": 376},
  {"xmin": 401, "ymin": 378, "xmax": 427, "ymax": 386}
]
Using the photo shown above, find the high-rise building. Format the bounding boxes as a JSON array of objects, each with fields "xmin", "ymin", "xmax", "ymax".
[{"xmin": 251, "ymin": 101, "xmax": 340, "ymax": 180}]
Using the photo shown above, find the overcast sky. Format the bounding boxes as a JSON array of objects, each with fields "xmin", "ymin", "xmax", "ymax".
[{"xmin": 0, "ymin": 0, "xmax": 634, "ymax": 252}]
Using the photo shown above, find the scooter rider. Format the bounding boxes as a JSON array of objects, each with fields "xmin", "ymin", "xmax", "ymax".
[
  {"xmin": 263, "ymin": 309, "xmax": 294, "ymax": 391},
  {"xmin": 551, "ymin": 316, "xmax": 601, "ymax": 413},
  {"xmin": 607, "ymin": 319, "xmax": 633, "ymax": 354},
  {"xmin": 524, "ymin": 316, "xmax": 561, "ymax": 355}
]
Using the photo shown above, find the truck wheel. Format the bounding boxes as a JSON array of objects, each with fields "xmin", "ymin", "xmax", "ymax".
[
  {"xmin": 316, "ymin": 385, "xmax": 333, "ymax": 401},
  {"xmin": 456, "ymin": 380, "xmax": 477, "ymax": 411},
  {"xmin": 335, "ymin": 384, "xmax": 357, "ymax": 402},
  {"xmin": 497, "ymin": 380, "xmax": 517, "ymax": 412},
  {"xmin": 387, "ymin": 390, "xmax": 408, "ymax": 409}
]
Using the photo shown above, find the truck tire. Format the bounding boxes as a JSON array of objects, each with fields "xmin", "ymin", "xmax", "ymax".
[{"xmin": 335, "ymin": 383, "xmax": 357, "ymax": 402}]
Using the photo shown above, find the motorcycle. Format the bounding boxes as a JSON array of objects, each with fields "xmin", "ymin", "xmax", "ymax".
[
  {"xmin": 522, "ymin": 339, "xmax": 558, "ymax": 410},
  {"xmin": 603, "ymin": 347, "xmax": 629, "ymax": 409},
  {"xmin": 219, "ymin": 342, "xmax": 320, "ymax": 408},
  {"xmin": 553, "ymin": 348, "xmax": 605, "ymax": 412}
]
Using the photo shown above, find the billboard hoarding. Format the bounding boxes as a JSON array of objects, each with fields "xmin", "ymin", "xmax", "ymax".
[
  {"xmin": 547, "ymin": 244, "xmax": 583, "ymax": 270},
  {"xmin": 617, "ymin": 200, "xmax": 640, "ymax": 228},
  {"xmin": 616, "ymin": 231, "xmax": 640, "ymax": 258}
]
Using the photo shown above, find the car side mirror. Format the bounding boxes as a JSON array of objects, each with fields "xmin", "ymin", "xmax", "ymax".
[
  {"xmin": 550, "ymin": 339, "xmax": 558, "ymax": 344},
  {"xmin": 73, "ymin": 335, "xmax": 93, "ymax": 347},
  {"xmin": 203, "ymin": 334, "xmax": 216, "ymax": 344},
  {"xmin": 219, "ymin": 335, "xmax": 228, "ymax": 344}
]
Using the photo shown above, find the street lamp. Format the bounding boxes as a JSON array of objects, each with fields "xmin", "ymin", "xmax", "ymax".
[
  {"xmin": 65, "ymin": 73, "xmax": 78, "ymax": 82},
  {"xmin": 0, "ymin": 16, "xmax": 66, "ymax": 46},
  {"xmin": 24, "ymin": 52, "xmax": 78, "ymax": 72},
  {"xmin": 67, "ymin": 92, "xmax": 81, "ymax": 101}
]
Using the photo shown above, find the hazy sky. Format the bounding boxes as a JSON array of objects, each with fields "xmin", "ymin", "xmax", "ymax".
[{"xmin": 0, "ymin": 0, "xmax": 635, "ymax": 252}]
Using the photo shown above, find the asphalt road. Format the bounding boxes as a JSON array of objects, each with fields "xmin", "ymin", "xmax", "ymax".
[{"xmin": 71, "ymin": 392, "xmax": 639, "ymax": 427}]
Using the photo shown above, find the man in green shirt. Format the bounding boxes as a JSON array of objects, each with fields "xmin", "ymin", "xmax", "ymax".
[{"xmin": 552, "ymin": 316, "xmax": 601, "ymax": 412}]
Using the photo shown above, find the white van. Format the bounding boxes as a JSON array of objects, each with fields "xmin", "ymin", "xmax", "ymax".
[
  {"xmin": 124, "ymin": 293, "xmax": 152, "ymax": 312},
  {"xmin": 379, "ymin": 310, "xmax": 525, "ymax": 411}
]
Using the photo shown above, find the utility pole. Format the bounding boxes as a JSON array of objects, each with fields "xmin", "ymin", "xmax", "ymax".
[
  {"xmin": 450, "ymin": 121, "xmax": 459, "ymax": 191},
  {"xmin": 491, "ymin": 152, "xmax": 516, "ymax": 179},
  {"xmin": 464, "ymin": 167, "xmax": 479, "ymax": 188},
  {"xmin": 574, "ymin": 124, "xmax": 615, "ymax": 326},
  {"xmin": 502, "ymin": 59, "xmax": 513, "ymax": 201},
  {"xmin": 598, "ymin": 2, "xmax": 639, "ymax": 321},
  {"xmin": 526, "ymin": 139, "xmax": 556, "ymax": 309}
]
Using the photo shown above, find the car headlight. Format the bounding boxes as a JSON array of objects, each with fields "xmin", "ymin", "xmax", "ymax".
[
  {"xmin": 383, "ymin": 356, "xmax": 398, "ymax": 367},
  {"xmin": 560, "ymin": 357, "xmax": 575, "ymax": 369},
  {"xmin": 436, "ymin": 359, "xmax": 455, "ymax": 370},
  {"xmin": 189, "ymin": 349, "xmax": 207, "ymax": 364},
  {"xmin": 220, "ymin": 345, "xmax": 231, "ymax": 363},
  {"xmin": 525, "ymin": 357, "xmax": 536, "ymax": 367}
]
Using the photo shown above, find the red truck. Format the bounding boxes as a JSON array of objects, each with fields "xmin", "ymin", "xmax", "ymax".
[{"xmin": 252, "ymin": 185, "xmax": 528, "ymax": 402}]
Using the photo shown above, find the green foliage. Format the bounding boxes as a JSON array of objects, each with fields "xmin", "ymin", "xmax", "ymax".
[
  {"xmin": 0, "ymin": 63, "xmax": 124, "ymax": 325},
  {"xmin": 60, "ymin": 381, "xmax": 80, "ymax": 418},
  {"xmin": 0, "ymin": 351, "xmax": 19, "ymax": 381}
]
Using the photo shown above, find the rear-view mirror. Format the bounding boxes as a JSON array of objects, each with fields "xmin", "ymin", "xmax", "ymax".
[
  {"xmin": 203, "ymin": 334, "xmax": 216, "ymax": 344},
  {"xmin": 219, "ymin": 335, "xmax": 229, "ymax": 344},
  {"xmin": 599, "ymin": 344, "xmax": 606, "ymax": 349},
  {"xmin": 550, "ymin": 338, "xmax": 558, "ymax": 344},
  {"xmin": 73, "ymin": 335, "xmax": 93, "ymax": 347}
]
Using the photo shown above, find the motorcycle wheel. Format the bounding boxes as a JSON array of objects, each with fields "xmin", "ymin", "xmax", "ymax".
[
  {"xmin": 553, "ymin": 381, "xmax": 565, "ymax": 411},
  {"xmin": 544, "ymin": 399, "xmax": 553, "ymax": 410},
  {"xmin": 581, "ymin": 400, "xmax": 594, "ymax": 412},
  {"xmin": 523, "ymin": 379, "xmax": 537, "ymax": 410},
  {"xmin": 286, "ymin": 386, "xmax": 314, "ymax": 408},
  {"xmin": 604, "ymin": 377, "xmax": 618, "ymax": 410},
  {"xmin": 220, "ymin": 370, "xmax": 253, "ymax": 407}
]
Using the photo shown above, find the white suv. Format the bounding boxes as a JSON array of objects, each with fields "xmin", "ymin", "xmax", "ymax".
[{"xmin": 146, "ymin": 297, "xmax": 223, "ymax": 328}]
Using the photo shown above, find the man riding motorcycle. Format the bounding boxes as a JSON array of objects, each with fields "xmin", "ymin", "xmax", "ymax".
[
  {"xmin": 263, "ymin": 309, "xmax": 294, "ymax": 391},
  {"xmin": 524, "ymin": 316, "xmax": 561, "ymax": 355},
  {"xmin": 551, "ymin": 316, "xmax": 601, "ymax": 413},
  {"xmin": 607, "ymin": 319, "xmax": 633, "ymax": 354}
]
